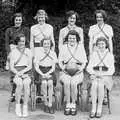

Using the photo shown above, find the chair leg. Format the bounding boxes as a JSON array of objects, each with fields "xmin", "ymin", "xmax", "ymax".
[{"xmin": 107, "ymin": 89, "xmax": 111, "ymax": 114}]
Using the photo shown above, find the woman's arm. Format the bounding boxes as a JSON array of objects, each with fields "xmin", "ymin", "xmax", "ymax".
[
  {"xmin": 30, "ymin": 27, "xmax": 35, "ymax": 56},
  {"xmin": 51, "ymin": 27, "xmax": 55, "ymax": 51},
  {"xmin": 34, "ymin": 55, "xmax": 45, "ymax": 76},
  {"xmin": 101, "ymin": 54, "xmax": 115, "ymax": 76},
  {"xmin": 79, "ymin": 28, "xmax": 84, "ymax": 44},
  {"xmin": 86, "ymin": 52, "xmax": 96, "ymax": 75},
  {"xmin": 9, "ymin": 52, "xmax": 18, "ymax": 74},
  {"xmin": 5, "ymin": 28, "xmax": 10, "ymax": 55},
  {"xmin": 88, "ymin": 26, "xmax": 93, "ymax": 55},
  {"xmin": 46, "ymin": 52, "xmax": 58, "ymax": 75},
  {"xmin": 24, "ymin": 27, "xmax": 30, "ymax": 48},
  {"xmin": 58, "ymin": 29, "xmax": 63, "ymax": 51},
  {"xmin": 58, "ymin": 47, "xmax": 65, "ymax": 70}
]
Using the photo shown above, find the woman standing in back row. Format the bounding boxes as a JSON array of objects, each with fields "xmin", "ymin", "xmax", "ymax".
[
  {"xmin": 30, "ymin": 9, "xmax": 55, "ymax": 83},
  {"xmin": 30, "ymin": 9, "xmax": 55, "ymax": 56},
  {"xmin": 5, "ymin": 12, "xmax": 30, "ymax": 102},
  {"xmin": 88, "ymin": 9, "xmax": 114, "ymax": 55},
  {"xmin": 59, "ymin": 10, "xmax": 84, "ymax": 50}
]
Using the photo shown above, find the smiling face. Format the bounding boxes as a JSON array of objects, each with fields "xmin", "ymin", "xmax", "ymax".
[
  {"xmin": 37, "ymin": 14, "xmax": 46, "ymax": 24},
  {"xmin": 43, "ymin": 39, "xmax": 51, "ymax": 51},
  {"xmin": 97, "ymin": 40, "xmax": 106, "ymax": 51},
  {"xmin": 96, "ymin": 12, "xmax": 104, "ymax": 24},
  {"xmin": 18, "ymin": 36, "xmax": 26, "ymax": 48},
  {"xmin": 68, "ymin": 14, "xmax": 76, "ymax": 26},
  {"xmin": 14, "ymin": 16, "xmax": 22, "ymax": 27},
  {"xmin": 68, "ymin": 34, "xmax": 77, "ymax": 46}
]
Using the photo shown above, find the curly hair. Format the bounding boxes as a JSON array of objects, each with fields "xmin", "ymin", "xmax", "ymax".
[
  {"xmin": 34, "ymin": 9, "xmax": 48, "ymax": 21},
  {"xmin": 96, "ymin": 37, "xmax": 109, "ymax": 49},
  {"xmin": 41, "ymin": 38, "xmax": 53, "ymax": 49},
  {"xmin": 15, "ymin": 33, "xmax": 26, "ymax": 45},
  {"xmin": 66, "ymin": 10, "xmax": 79, "ymax": 21},
  {"xmin": 11, "ymin": 12, "xmax": 25, "ymax": 26},
  {"xmin": 64, "ymin": 30, "xmax": 80, "ymax": 43},
  {"xmin": 95, "ymin": 9, "xmax": 107, "ymax": 21}
]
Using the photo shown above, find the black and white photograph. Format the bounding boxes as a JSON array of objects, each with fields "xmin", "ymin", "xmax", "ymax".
[{"xmin": 0, "ymin": 0, "xmax": 120, "ymax": 120}]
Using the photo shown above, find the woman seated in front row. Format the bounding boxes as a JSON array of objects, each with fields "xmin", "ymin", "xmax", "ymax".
[
  {"xmin": 87, "ymin": 37, "xmax": 115, "ymax": 118},
  {"xmin": 9, "ymin": 34, "xmax": 32, "ymax": 117},
  {"xmin": 34, "ymin": 38, "xmax": 57, "ymax": 114},
  {"xmin": 58, "ymin": 30, "xmax": 87, "ymax": 115}
]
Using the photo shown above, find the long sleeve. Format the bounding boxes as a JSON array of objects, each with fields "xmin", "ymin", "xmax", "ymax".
[
  {"xmin": 24, "ymin": 27, "xmax": 30, "ymax": 48},
  {"xmin": 78, "ymin": 44, "xmax": 87, "ymax": 70},
  {"xmin": 58, "ymin": 29, "xmax": 63, "ymax": 51},
  {"xmin": 58, "ymin": 46, "xmax": 65, "ymax": 70},
  {"xmin": 86, "ymin": 52, "xmax": 96, "ymax": 75},
  {"xmin": 30, "ymin": 27, "xmax": 34, "ymax": 56},
  {"xmin": 108, "ymin": 26, "xmax": 113, "ymax": 53},
  {"xmin": 88, "ymin": 26, "xmax": 93, "ymax": 55},
  {"xmin": 5, "ymin": 28, "xmax": 10, "ymax": 54},
  {"xmin": 50, "ymin": 27, "xmax": 55, "ymax": 51},
  {"xmin": 79, "ymin": 28, "xmax": 84, "ymax": 44}
]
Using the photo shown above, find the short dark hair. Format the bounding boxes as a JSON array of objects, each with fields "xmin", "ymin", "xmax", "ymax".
[
  {"xmin": 96, "ymin": 37, "xmax": 109, "ymax": 49},
  {"xmin": 64, "ymin": 30, "xmax": 80, "ymax": 43},
  {"xmin": 11, "ymin": 12, "xmax": 25, "ymax": 26},
  {"xmin": 66, "ymin": 10, "xmax": 79, "ymax": 21},
  {"xmin": 41, "ymin": 38, "xmax": 53, "ymax": 49},
  {"xmin": 95, "ymin": 9, "xmax": 107, "ymax": 21},
  {"xmin": 15, "ymin": 33, "xmax": 26, "ymax": 45}
]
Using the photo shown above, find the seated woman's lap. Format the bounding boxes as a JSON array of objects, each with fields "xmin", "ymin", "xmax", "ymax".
[
  {"xmin": 60, "ymin": 72, "xmax": 83, "ymax": 86},
  {"xmin": 13, "ymin": 75, "xmax": 31, "ymax": 86},
  {"xmin": 91, "ymin": 75, "xmax": 113, "ymax": 90}
]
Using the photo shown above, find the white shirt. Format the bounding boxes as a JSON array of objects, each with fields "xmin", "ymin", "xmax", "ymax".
[
  {"xmin": 58, "ymin": 43, "xmax": 87, "ymax": 67},
  {"xmin": 87, "ymin": 49, "xmax": 115, "ymax": 76},
  {"xmin": 30, "ymin": 23, "xmax": 55, "ymax": 50},
  {"xmin": 10, "ymin": 48, "xmax": 32, "ymax": 67},
  {"xmin": 88, "ymin": 24, "xmax": 113, "ymax": 53},
  {"xmin": 34, "ymin": 47, "xmax": 58, "ymax": 67}
]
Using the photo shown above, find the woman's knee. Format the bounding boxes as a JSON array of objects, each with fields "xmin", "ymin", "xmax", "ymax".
[
  {"xmin": 98, "ymin": 81, "xmax": 104, "ymax": 89},
  {"xmin": 48, "ymin": 80, "xmax": 53, "ymax": 88},
  {"xmin": 13, "ymin": 76, "xmax": 23, "ymax": 86},
  {"xmin": 92, "ymin": 81, "xmax": 98, "ymax": 88},
  {"xmin": 41, "ymin": 80, "xmax": 47, "ymax": 88},
  {"xmin": 71, "ymin": 82, "xmax": 77, "ymax": 90}
]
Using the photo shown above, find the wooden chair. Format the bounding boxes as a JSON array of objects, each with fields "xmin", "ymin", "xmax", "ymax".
[{"xmin": 30, "ymin": 72, "xmax": 57, "ymax": 111}]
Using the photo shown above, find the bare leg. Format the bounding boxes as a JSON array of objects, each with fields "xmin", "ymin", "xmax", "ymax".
[
  {"xmin": 47, "ymin": 80, "xmax": 53, "ymax": 107},
  {"xmin": 41, "ymin": 80, "xmax": 47, "ymax": 105},
  {"xmin": 91, "ymin": 80, "xmax": 98, "ymax": 113},
  {"xmin": 97, "ymin": 80, "xmax": 104, "ymax": 114}
]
